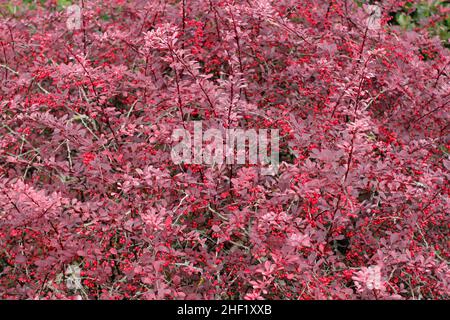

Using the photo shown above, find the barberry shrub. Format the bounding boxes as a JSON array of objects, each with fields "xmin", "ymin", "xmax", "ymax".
[{"xmin": 0, "ymin": 0, "xmax": 449, "ymax": 300}]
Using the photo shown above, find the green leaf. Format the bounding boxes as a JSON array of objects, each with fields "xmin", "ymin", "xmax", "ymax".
[{"xmin": 4, "ymin": 2, "xmax": 17, "ymax": 14}]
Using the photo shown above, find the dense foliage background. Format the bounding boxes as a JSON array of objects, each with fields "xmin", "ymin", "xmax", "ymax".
[{"xmin": 0, "ymin": 0, "xmax": 449, "ymax": 299}]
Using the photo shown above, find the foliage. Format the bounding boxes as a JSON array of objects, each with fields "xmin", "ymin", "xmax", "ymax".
[{"xmin": 389, "ymin": 1, "xmax": 450, "ymax": 46}]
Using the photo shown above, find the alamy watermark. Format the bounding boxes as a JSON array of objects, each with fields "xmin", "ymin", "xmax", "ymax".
[{"xmin": 171, "ymin": 121, "xmax": 279, "ymax": 175}]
